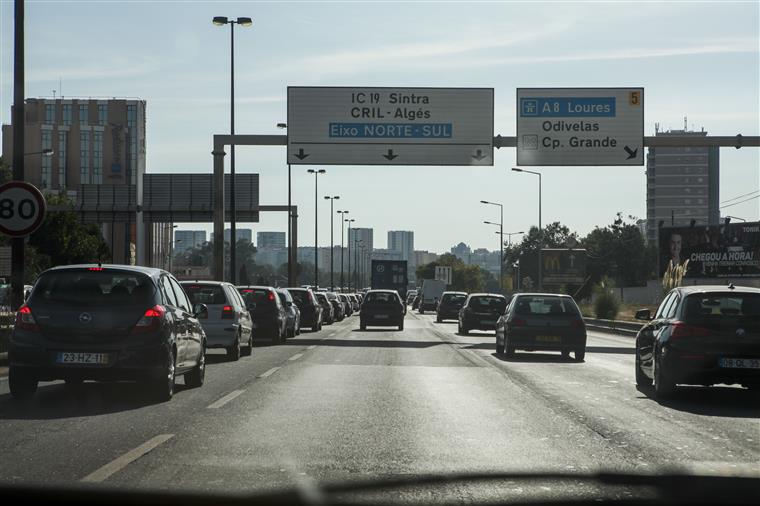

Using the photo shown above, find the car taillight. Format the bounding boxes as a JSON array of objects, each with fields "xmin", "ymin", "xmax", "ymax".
[
  {"xmin": 670, "ymin": 321, "xmax": 709, "ymax": 339},
  {"xmin": 221, "ymin": 305, "xmax": 234, "ymax": 319},
  {"xmin": 268, "ymin": 292, "xmax": 275, "ymax": 301},
  {"xmin": 511, "ymin": 318, "xmax": 527, "ymax": 327},
  {"xmin": 134, "ymin": 304, "xmax": 165, "ymax": 333},
  {"xmin": 16, "ymin": 305, "xmax": 39, "ymax": 331}
]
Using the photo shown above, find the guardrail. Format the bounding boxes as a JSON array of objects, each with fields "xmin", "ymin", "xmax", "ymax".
[{"xmin": 583, "ymin": 317, "xmax": 642, "ymax": 337}]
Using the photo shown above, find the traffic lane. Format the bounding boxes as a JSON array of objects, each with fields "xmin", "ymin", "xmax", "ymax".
[
  {"xmin": 421, "ymin": 314, "xmax": 760, "ymax": 473},
  {"xmin": 0, "ymin": 319, "xmax": 347, "ymax": 485},
  {"xmin": 105, "ymin": 312, "xmax": 660, "ymax": 501}
]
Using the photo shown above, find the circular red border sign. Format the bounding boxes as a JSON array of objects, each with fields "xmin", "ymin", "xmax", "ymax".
[{"xmin": 0, "ymin": 181, "xmax": 47, "ymax": 237}]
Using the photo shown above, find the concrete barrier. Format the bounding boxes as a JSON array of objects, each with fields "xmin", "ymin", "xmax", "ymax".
[{"xmin": 583, "ymin": 317, "xmax": 642, "ymax": 337}]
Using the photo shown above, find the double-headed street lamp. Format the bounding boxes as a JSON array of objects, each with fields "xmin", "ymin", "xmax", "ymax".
[
  {"xmin": 511, "ymin": 167, "xmax": 542, "ymax": 291},
  {"xmin": 480, "ymin": 200, "xmax": 504, "ymax": 292},
  {"xmin": 337, "ymin": 210, "xmax": 350, "ymax": 290},
  {"xmin": 213, "ymin": 15, "xmax": 252, "ymax": 284},
  {"xmin": 494, "ymin": 230, "xmax": 525, "ymax": 247},
  {"xmin": 307, "ymin": 169, "xmax": 326, "ymax": 287},
  {"xmin": 324, "ymin": 195, "xmax": 340, "ymax": 290},
  {"xmin": 345, "ymin": 218, "xmax": 355, "ymax": 290}
]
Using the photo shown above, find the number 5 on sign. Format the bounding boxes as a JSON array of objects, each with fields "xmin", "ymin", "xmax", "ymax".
[
  {"xmin": 0, "ymin": 181, "xmax": 47, "ymax": 237},
  {"xmin": 629, "ymin": 91, "xmax": 641, "ymax": 106}
]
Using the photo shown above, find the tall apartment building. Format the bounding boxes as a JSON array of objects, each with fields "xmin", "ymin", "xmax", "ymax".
[
  {"xmin": 388, "ymin": 230, "xmax": 415, "ymax": 283},
  {"xmin": 1, "ymin": 97, "xmax": 170, "ymax": 266},
  {"xmin": 415, "ymin": 250, "xmax": 439, "ymax": 267},
  {"xmin": 174, "ymin": 230, "xmax": 207, "ymax": 251},
  {"xmin": 645, "ymin": 126, "xmax": 720, "ymax": 243},
  {"xmin": 257, "ymin": 231, "xmax": 286, "ymax": 249},
  {"xmin": 211, "ymin": 228, "xmax": 253, "ymax": 244}
]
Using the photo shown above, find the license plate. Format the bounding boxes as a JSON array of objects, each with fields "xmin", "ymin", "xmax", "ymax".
[
  {"xmin": 536, "ymin": 336, "xmax": 561, "ymax": 343},
  {"xmin": 56, "ymin": 352, "xmax": 110, "ymax": 365},
  {"xmin": 481, "ymin": 320, "xmax": 496, "ymax": 325},
  {"xmin": 375, "ymin": 314, "xmax": 389, "ymax": 319},
  {"xmin": 718, "ymin": 357, "xmax": 760, "ymax": 369}
]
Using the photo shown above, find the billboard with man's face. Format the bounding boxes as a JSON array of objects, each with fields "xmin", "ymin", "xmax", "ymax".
[{"xmin": 659, "ymin": 222, "xmax": 760, "ymax": 278}]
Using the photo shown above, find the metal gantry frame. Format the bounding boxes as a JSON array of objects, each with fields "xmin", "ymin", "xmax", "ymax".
[{"xmin": 211, "ymin": 133, "xmax": 760, "ymax": 285}]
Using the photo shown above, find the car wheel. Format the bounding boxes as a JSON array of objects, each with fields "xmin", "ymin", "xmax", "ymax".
[
  {"xmin": 419, "ymin": 308, "xmax": 424, "ymax": 314},
  {"xmin": 561, "ymin": 350, "xmax": 571, "ymax": 360},
  {"xmin": 495, "ymin": 337, "xmax": 502, "ymax": 354},
  {"xmin": 227, "ymin": 335, "xmax": 241, "ymax": 361},
  {"xmin": 185, "ymin": 344, "xmax": 206, "ymax": 388},
  {"xmin": 635, "ymin": 356, "xmax": 652, "ymax": 388},
  {"xmin": 154, "ymin": 348, "xmax": 176, "ymax": 402},
  {"xmin": 460, "ymin": 326, "xmax": 469, "ymax": 336},
  {"xmin": 242, "ymin": 333, "xmax": 253, "ymax": 356},
  {"xmin": 436, "ymin": 316, "xmax": 442, "ymax": 323},
  {"xmin": 574, "ymin": 348, "xmax": 586, "ymax": 362},
  {"xmin": 654, "ymin": 352, "xmax": 676, "ymax": 398},
  {"xmin": 9, "ymin": 367, "xmax": 38, "ymax": 400},
  {"xmin": 398, "ymin": 322, "xmax": 404, "ymax": 331},
  {"xmin": 360, "ymin": 322, "xmax": 366, "ymax": 331}
]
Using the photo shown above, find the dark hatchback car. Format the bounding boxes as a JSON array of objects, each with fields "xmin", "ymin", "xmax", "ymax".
[
  {"xmin": 315, "ymin": 292, "xmax": 335, "ymax": 325},
  {"xmin": 634, "ymin": 285, "xmax": 760, "ymax": 398},
  {"xmin": 276, "ymin": 289, "xmax": 300, "ymax": 338},
  {"xmin": 458, "ymin": 293, "xmax": 507, "ymax": 335},
  {"xmin": 237, "ymin": 286, "xmax": 288, "ymax": 343},
  {"xmin": 339, "ymin": 293, "xmax": 353, "ymax": 317},
  {"xmin": 9, "ymin": 265, "xmax": 207, "ymax": 401},
  {"xmin": 360, "ymin": 290, "xmax": 405, "ymax": 331},
  {"xmin": 287, "ymin": 288, "xmax": 323, "ymax": 332},
  {"xmin": 437, "ymin": 291, "xmax": 468, "ymax": 322},
  {"xmin": 496, "ymin": 293, "xmax": 587, "ymax": 361},
  {"xmin": 327, "ymin": 292, "xmax": 345, "ymax": 322}
]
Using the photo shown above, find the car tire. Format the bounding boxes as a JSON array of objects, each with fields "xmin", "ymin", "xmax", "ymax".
[
  {"xmin": 360, "ymin": 323, "xmax": 366, "ymax": 331},
  {"xmin": 398, "ymin": 322, "xmax": 404, "ymax": 331},
  {"xmin": 574, "ymin": 348, "xmax": 585, "ymax": 362},
  {"xmin": 635, "ymin": 357, "xmax": 652, "ymax": 388},
  {"xmin": 154, "ymin": 348, "xmax": 176, "ymax": 402},
  {"xmin": 9, "ymin": 367, "xmax": 38, "ymax": 400},
  {"xmin": 495, "ymin": 338, "xmax": 502, "ymax": 354},
  {"xmin": 436, "ymin": 316, "xmax": 442, "ymax": 323},
  {"xmin": 505, "ymin": 343, "xmax": 515, "ymax": 357},
  {"xmin": 242, "ymin": 333, "xmax": 253, "ymax": 356},
  {"xmin": 419, "ymin": 308, "xmax": 425, "ymax": 314},
  {"xmin": 654, "ymin": 352, "xmax": 676, "ymax": 399},
  {"xmin": 185, "ymin": 344, "xmax": 206, "ymax": 388},
  {"xmin": 227, "ymin": 335, "xmax": 241, "ymax": 361},
  {"xmin": 460, "ymin": 326, "xmax": 469, "ymax": 336},
  {"xmin": 561, "ymin": 350, "xmax": 571, "ymax": 360}
]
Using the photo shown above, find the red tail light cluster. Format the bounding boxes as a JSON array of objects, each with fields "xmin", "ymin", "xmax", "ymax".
[
  {"xmin": 133, "ymin": 304, "xmax": 166, "ymax": 333},
  {"xmin": 511, "ymin": 318, "xmax": 527, "ymax": 327},
  {"xmin": 221, "ymin": 305, "xmax": 234, "ymax": 319},
  {"xmin": 268, "ymin": 292, "xmax": 275, "ymax": 301},
  {"xmin": 16, "ymin": 305, "xmax": 39, "ymax": 331},
  {"xmin": 670, "ymin": 321, "xmax": 709, "ymax": 339}
]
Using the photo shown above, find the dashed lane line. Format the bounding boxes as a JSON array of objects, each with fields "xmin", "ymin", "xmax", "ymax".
[
  {"xmin": 206, "ymin": 389, "xmax": 245, "ymax": 409},
  {"xmin": 80, "ymin": 434, "xmax": 174, "ymax": 483},
  {"xmin": 259, "ymin": 367, "xmax": 281, "ymax": 378}
]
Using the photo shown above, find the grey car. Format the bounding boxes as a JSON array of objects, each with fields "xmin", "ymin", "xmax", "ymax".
[
  {"xmin": 277, "ymin": 289, "xmax": 301, "ymax": 338},
  {"xmin": 181, "ymin": 281, "xmax": 254, "ymax": 360}
]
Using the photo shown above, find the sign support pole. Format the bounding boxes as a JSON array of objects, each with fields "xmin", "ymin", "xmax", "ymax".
[{"xmin": 11, "ymin": 0, "xmax": 25, "ymax": 310}]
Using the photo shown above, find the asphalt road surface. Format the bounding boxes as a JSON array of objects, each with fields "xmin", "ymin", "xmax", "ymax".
[{"xmin": 0, "ymin": 311, "xmax": 757, "ymax": 501}]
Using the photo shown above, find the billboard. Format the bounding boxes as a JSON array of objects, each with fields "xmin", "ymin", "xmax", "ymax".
[
  {"xmin": 659, "ymin": 222, "xmax": 760, "ymax": 278},
  {"xmin": 518, "ymin": 249, "xmax": 587, "ymax": 286}
]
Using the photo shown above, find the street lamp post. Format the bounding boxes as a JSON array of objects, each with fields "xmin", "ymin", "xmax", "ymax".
[
  {"xmin": 307, "ymin": 169, "xmax": 326, "ymax": 287},
  {"xmin": 324, "ymin": 196, "xmax": 340, "ymax": 290},
  {"xmin": 213, "ymin": 15, "xmax": 252, "ymax": 284},
  {"xmin": 346, "ymin": 218, "xmax": 355, "ymax": 291},
  {"xmin": 494, "ymin": 230, "xmax": 525, "ymax": 247},
  {"xmin": 481, "ymin": 200, "xmax": 504, "ymax": 292},
  {"xmin": 276, "ymin": 122, "xmax": 295, "ymax": 286},
  {"xmin": 359, "ymin": 244, "xmax": 367, "ymax": 289},
  {"xmin": 337, "ymin": 210, "xmax": 349, "ymax": 290},
  {"xmin": 512, "ymin": 168, "xmax": 542, "ymax": 291},
  {"xmin": 354, "ymin": 239, "xmax": 364, "ymax": 291}
]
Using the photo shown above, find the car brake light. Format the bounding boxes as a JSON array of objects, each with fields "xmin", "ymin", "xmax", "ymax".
[
  {"xmin": 133, "ymin": 304, "xmax": 165, "ymax": 333},
  {"xmin": 670, "ymin": 321, "xmax": 710, "ymax": 339},
  {"xmin": 268, "ymin": 292, "xmax": 275, "ymax": 301},
  {"xmin": 16, "ymin": 305, "xmax": 39, "ymax": 331},
  {"xmin": 88, "ymin": 267, "xmax": 103, "ymax": 271},
  {"xmin": 221, "ymin": 305, "xmax": 234, "ymax": 319},
  {"xmin": 511, "ymin": 318, "xmax": 527, "ymax": 327}
]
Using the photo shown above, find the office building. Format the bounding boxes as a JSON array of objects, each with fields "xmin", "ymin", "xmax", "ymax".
[
  {"xmin": 372, "ymin": 249, "xmax": 404, "ymax": 261},
  {"xmin": 257, "ymin": 231, "xmax": 286, "ymax": 249},
  {"xmin": 645, "ymin": 125, "xmax": 720, "ymax": 243},
  {"xmin": 388, "ymin": 230, "xmax": 416, "ymax": 283},
  {"xmin": 212, "ymin": 228, "xmax": 253, "ymax": 244},
  {"xmin": 174, "ymin": 230, "xmax": 206, "ymax": 251},
  {"xmin": 450, "ymin": 242, "xmax": 472, "ymax": 263},
  {"xmin": 415, "ymin": 250, "xmax": 439, "ymax": 267}
]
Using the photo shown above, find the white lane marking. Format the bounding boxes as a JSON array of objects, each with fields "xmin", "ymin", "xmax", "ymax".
[
  {"xmin": 289, "ymin": 353, "xmax": 304, "ymax": 361},
  {"xmin": 80, "ymin": 434, "xmax": 173, "ymax": 483},
  {"xmin": 259, "ymin": 367, "xmax": 280, "ymax": 378},
  {"xmin": 206, "ymin": 389, "xmax": 245, "ymax": 409},
  {"xmin": 307, "ymin": 345, "xmax": 317, "ymax": 350}
]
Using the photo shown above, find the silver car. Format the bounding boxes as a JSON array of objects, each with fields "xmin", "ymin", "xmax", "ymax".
[{"xmin": 181, "ymin": 281, "xmax": 254, "ymax": 360}]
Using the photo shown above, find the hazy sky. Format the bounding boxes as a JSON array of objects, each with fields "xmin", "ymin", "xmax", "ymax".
[{"xmin": 1, "ymin": 0, "xmax": 758, "ymax": 252}]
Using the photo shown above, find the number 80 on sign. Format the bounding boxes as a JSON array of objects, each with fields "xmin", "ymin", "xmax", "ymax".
[{"xmin": 0, "ymin": 181, "xmax": 47, "ymax": 237}]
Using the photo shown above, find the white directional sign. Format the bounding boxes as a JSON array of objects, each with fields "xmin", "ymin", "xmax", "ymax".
[
  {"xmin": 435, "ymin": 266, "xmax": 452, "ymax": 285},
  {"xmin": 287, "ymin": 87, "xmax": 494, "ymax": 166},
  {"xmin": 516, "ymin": 88, "xmax": 644, "ymax": 166},
  {"xmin": 0, "ymin": 181, "xmax": 47, "ymax": 237}
]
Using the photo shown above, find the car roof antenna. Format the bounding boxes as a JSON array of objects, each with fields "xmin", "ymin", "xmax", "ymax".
[{"xmin": 728, "ymin": 283, "xmax": 735, "ymax": 290}]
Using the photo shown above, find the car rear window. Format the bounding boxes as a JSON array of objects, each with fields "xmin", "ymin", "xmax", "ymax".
[
  {"xmin": 315, "ymin": 293, "xmax": 328, "ymax": 303},
  {"xmin": 443, "ymin": 294, "xmax": 467, "ymax": 304},
  {"xmin": 34, "ymin": 269, "xmax": 155, "ymax": 306},
  {"xmin": 238, "ymin": 288, "xmax": 275, "ymax": 306},
  {"xmin": 365, "ymin": 292, "xmax": 398, "ymax": 304},
  {"xmin": 513, "ymin": 296, "xmax": 579, "ymax": 316},
  {"xmin": 289, "ymin": 290, "xmax": 313, "ymax": 305},
  {"xmin": 182, "ymin": 284, "xmax": 228, "ymax": 305},
  {"xmin": 683, "ymin": 293, "xmax": 760, "ymax": 319},
  {"xmin": 468, "ymin": 296, "xmax": 506, "ymax": 310}
]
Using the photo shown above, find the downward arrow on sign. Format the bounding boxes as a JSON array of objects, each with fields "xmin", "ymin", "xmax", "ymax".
[
  {"xmin": 472, "ymin": 149, "xmax": 487, "ymax": 161},
  {"xmin": 624, "ymin": 146, "xmax": 638, "ymax": 159},
  {"xmin": 294, "ymin": 148, "xmax": 309, "ymax": 160},
  {"xmin": 383, "ymin": 149, "xmax": 398, "ymax": 161}
]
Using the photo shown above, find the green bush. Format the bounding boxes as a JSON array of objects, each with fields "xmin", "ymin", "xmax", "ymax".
[{"xmin": 593, "ymin": 279, "xmax": 620, "ymax": 320}]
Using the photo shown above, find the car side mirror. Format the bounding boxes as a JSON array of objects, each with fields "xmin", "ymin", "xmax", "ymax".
[
  {"xmin": 193, "ymin": 303, "xmax": 208, "ymax": 319},
  {"xmin": 635, "ymin": 309, "xmax": 651, "ymax": 321},
  {"xmin": 286, "ymin": 300, "xmax": 293, "ymax": 307}
]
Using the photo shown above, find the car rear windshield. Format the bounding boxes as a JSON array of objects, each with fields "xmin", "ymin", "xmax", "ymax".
[
  {"xmin": 365, "ymin": 292, "xmax": 399, "ymax": 304},
  {"xmin": 315, "ymin": 293, "xmax": 328, "ymax": 303},
  {"xmin": 183, "ymin": 284, "xmax": 227, "ymax": 305},
  {"xmin": 683, "ymin": 293, "xmax": 760, "ymax": 319},
  {"xmin": 442, "ymin": 294, "xmax": 467, "ymax": 304},
  {"xmin": 513, "ymin": 296, "xmax": 579, "ymax": 316},
  {"xmin": 34, "ymin": 269, "xmax": 155, "ymax": 306},
  {"xmin": 289, "ymin": 290, "xmax": 313, "ymax": 305},
  {"xmin": 238, "ymin": 288, "xmax": 275, "ymax": 306},
  {"xmin": 326, "ymin": 292, "xmax": 339, "ymax": 300}
]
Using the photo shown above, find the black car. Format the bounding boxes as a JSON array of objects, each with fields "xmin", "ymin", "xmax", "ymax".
[
  {"xmin": 360, "ymin": 290, "xmax": 405, "ymax": 331},
  {"xmin": 9, "ymin": 264, "xmax": 207, "ymax": 401},
  {"xmin": 458, "ymin": 293, "xmax": 507, "ymax": 335},
  {"xmin": 339, "ymin": 293, "xmax": 353, "ymax": 317},
  {"xmin": 276, "ymin": 289, "xmax": 301, "ymax": 338},
  {"xmin": 495, "ymin": 293, "xmax": 587, "ymax": 361},
  {"xmin": 237, "ymin": 286, "xmax": 289, "ymax": 343},
  {"xmin": 327, "ymin": 292, "xmax": 345, "ymax": 321},
  {"xmin": 315, "ymin": 292, "xmax": 335, "ymax": 325},
  {"xmin": 634, "ymin": 285, "xmax": 760, "ymax": 398},
  {"xmin": 288, "ymin": 288, "xmax": 324, "ymax": 332},
  {"xmin": 437, "ymin": 291, "xmax": 468, "ymax": 322}
]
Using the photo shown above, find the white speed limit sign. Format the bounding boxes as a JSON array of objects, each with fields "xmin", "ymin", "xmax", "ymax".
[{"xmin": 0, "ymin": 181, "xmax": 47, "ymax": 237}]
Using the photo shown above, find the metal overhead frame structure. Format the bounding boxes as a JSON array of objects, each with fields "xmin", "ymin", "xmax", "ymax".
[{"xmin": 212, "ymin": 133, "xmax": 759, "ymax": 283}]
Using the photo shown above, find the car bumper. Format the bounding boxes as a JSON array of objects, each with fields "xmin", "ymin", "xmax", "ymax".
[
  {"xmin": 200, "ymin": 321, "xmax": 240, "ymax": 348},
  {"xmin": 508, "ymin": 331, "xmax": 586, "ymax": 351},
  {"xmin": 664, "ymin": 350, "xmax": 760, "ymax": 386},
  {"xmin": 362, "ymin": 314, "xmax": 402, "ymax": 326},
  {"xmin": 462, "ymin": 315, "xmax": 500, "ymax": 330},
  {"xmin": 9, "ymin": 340, "xmax": 171, "ymax": 382},
  {"xmin": 437, "ymin": 310, "xmax": 460, "ymax": 320}
]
